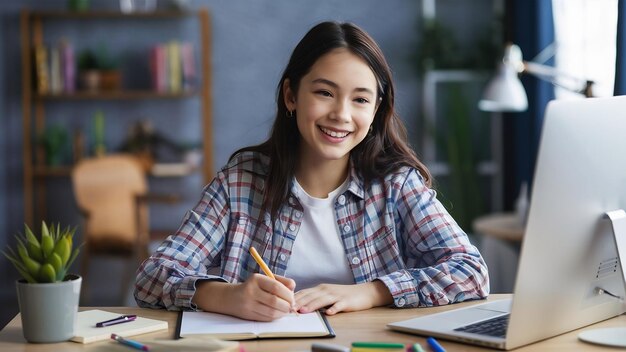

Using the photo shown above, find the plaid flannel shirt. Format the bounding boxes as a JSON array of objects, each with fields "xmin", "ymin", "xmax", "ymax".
[{"xmin": 135, "ymin": 151, "xmax": 489, "ymax": 310}]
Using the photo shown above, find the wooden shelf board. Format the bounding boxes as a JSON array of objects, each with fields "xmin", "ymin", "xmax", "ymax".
[
  {"xmin": 34, "ymin": 164, "xmax": 199, "ymax": 178},
  {"xmin": 36, "ymin": 90, "xmax": 198, "ymax": 100},
  {"xmin": 30, "ymin": 11, "xmax": 194, "ymax": 20}
]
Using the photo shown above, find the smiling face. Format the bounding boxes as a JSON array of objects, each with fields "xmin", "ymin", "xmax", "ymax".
[{"xmin": 284, "ymin": 48, "xmax": 379, "ymax": 168}]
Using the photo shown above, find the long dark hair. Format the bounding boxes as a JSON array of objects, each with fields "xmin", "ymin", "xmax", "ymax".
[{"xmin": 231, "ymin": 21, "xmax": 432, "ymax": 223}]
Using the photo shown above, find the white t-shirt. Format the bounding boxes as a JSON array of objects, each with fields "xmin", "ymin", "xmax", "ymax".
[{"xmin": 285, "ymin": 178, "xmax": 355, "ymax": 291}]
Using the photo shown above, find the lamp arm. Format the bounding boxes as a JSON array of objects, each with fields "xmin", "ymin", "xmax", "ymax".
[{"xmin": 523, "ymin": 61, "xmax": 594, "ymax": 97}]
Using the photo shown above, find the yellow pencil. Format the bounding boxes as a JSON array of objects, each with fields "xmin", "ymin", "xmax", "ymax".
[
  {"xmin": 249, "ymin": 246, "xmax": 275, "ymax": 279},
  {"xmin": 248, "ymin": 247, "xmax": 298, "ymax": 315}
]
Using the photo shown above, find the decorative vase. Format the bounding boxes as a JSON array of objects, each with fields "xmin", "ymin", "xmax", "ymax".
[
  {"xmin": 79, "ymin": 70, "xmax": 100, "ymax": 92},
  {"xmin": 16, "ymin": 274, "xmax": 82, "ymax": 343}
]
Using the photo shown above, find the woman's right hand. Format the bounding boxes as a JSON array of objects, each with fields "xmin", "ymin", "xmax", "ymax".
[{"xmin": 192, "ymin": 274, "xmax": 296, "ymax": 321}]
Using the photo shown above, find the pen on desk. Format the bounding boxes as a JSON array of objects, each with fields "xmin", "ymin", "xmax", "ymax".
[
  {"xmin": 96, "ymin": 314, "xmax": 137, "ymax": 327},
  {"xmin": 352, "ymin": 342, "xmax": 406, "ymax": 349},
  {"xmin": 111, "ymin": 333, "xmax": 150, "ymax": 351},
  {"xmin": 426, "ymin": 337, "xmax": 445, "ymax": 352},
  {"xmin": 249, "ymin": 247, "xmax": 298, "ymax": 315},
  {"xmin": 411, "ymin": 343, "xmax": 425, "ymax": 352}
]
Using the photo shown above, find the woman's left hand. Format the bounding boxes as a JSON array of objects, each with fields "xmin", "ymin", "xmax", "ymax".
[{"xmin": 293, "ymin": 280, "xmax": 393, "ymax": 315}]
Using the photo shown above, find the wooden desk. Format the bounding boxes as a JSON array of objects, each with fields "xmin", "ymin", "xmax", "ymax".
[{"xmin": 1, "ymin": 294, "xmax": 624, "ymax": 351}]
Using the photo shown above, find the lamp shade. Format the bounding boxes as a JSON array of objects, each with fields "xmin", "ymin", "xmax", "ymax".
[{"xmin": 479, "ymin": 62, "xmax": 528, "ymax": 112}]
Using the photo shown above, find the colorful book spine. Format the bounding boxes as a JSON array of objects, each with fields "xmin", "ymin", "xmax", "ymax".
[
  {"xmin": 180, "ymin": 41, "xmax": 197, "ymax": 91},
  {"xmin": 60, "ymin": 40, "xmax": 75, "ymax": 93},
  {"xmin": 167, "ymin": 41, "xmax": 181, "ymax": 93},
  {"xmin": 49, "ymin": 46, "xmax": 62, "ymax": 94},
  {"xmin": 34, "ymin": 45, "xmax": 49, "ymax": 94},
  {"xmin": 150, "ymin": 44, "xmax": 168, "ymax": 92}
]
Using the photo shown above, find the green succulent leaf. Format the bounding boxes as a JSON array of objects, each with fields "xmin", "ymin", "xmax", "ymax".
[
  {"xmin": 41, "ymin": 221, "xmax": 50, "ymax": 239},
  {"xmin": 24, "ymin": 224, "xmax": 38, "ymax": 245},
  {"xmin": 47, "ymin": 252, "xmax": 63, "ymax": 274},
  {"xmin": 39, "ymin": 263, "xmax": 56, "ymax": 283},
  {"xmin": 41, "ymin": 232, "xmax": 54, "ymax": 259},
  {"xmin": 26, "ymin": 241, "xmax": 43, "ymax": 262},
  {"xmin": 66, "ymin": 244, "xmax": 82, "ymax": 270},
  {"xmin": 53, "ymin": 235, "xmax": 71, "ymax": 266},
  {"xmin": 16, "ymin": 239, "xmax": 30, "ymax": 264}
]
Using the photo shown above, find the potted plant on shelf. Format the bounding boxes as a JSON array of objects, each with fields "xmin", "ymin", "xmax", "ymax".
[
  {"xmin": 39, "ymin": 124, "xmax": 69, "ymax": 166},
  {"xmin": 2, "ymin": 222, "xmax": 82, "ymax": 343},
  {"xmin": 77, "ymin": 46, "xmax": 121, "ymax": 91}
]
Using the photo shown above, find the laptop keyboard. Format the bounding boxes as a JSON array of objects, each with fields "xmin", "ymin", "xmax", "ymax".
[{"xmin": 453, "ymin": 314, "xmax": 510, "ymax": 338}]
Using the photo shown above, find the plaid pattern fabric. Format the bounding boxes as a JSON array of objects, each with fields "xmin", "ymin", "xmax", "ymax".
[{"xmin": 135, "ymin": 151, "xmax": 489, "ymax": 310}]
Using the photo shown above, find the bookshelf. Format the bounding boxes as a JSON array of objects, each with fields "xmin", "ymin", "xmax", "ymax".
[{"xmin": 20, "ymin": 8, "xmax": 213, "ymax": 226}]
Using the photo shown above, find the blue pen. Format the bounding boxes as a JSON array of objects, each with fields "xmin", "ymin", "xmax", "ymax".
[
  {"xmin": 426, "ymin": 337, "xmax": 445, "ymax": 352},
  {"xmin": 111, "ymin": 333, "xmax": 150, "ymax": 351}
]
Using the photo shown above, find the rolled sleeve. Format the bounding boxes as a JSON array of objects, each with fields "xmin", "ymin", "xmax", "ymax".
[
  {"xmin": 395, "ymin": 169, "xmax": 490, "ymax": 307},
  {"xmin": 134, "ymin": 175, "xmax": 231, "ymax": 310}
]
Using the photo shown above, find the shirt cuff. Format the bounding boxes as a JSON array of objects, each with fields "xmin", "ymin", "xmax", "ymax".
[
  {"xmin": 376, "ymin": 271, "xmax": 419, "ymax": 308},
  {"xmin": 175, "ymin": 275, "xmax": 227, "ymax": 310}
]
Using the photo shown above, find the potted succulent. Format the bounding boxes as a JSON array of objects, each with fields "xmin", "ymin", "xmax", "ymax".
[{"xmin": 2, "ymin": 222, "xmax": 82, "ymax": 343}]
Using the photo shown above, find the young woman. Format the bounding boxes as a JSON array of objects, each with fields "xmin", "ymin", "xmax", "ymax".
[{"xmin": 135, "ymin": 21, "xmax": 489, "ymax": 322}]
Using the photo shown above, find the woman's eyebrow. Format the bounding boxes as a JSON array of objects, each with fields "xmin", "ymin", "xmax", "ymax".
[{"xmin": 311, "ymin": 78, "xmax": 375, "ymax": 95}]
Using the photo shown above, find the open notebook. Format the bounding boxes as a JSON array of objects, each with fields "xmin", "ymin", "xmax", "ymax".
[{"xmin": 176, "ymin": 310, "xmax": 335, "ymax": 340}]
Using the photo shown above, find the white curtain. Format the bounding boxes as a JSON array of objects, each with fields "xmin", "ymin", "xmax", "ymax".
[{"xmin": 552, "ymin": 0, "xmax": 617, "ymax": 98}]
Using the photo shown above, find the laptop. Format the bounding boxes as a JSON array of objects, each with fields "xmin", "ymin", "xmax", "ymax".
[{"xmin": 388, "ymin": 96, "xmax": 626, "ymax": 350}]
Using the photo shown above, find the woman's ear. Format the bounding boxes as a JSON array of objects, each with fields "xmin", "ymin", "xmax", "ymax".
[{"xmin": 283, "ymin": 79, "xmax": 296, "ymax": 111}]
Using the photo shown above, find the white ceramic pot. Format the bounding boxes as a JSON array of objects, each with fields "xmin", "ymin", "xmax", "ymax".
[{"xmin": 16, "ymin": 274, "xmax": 82, "ymax": 343}]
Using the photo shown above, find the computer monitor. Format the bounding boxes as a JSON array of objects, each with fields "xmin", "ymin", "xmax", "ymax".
[
  {"xmin": 507, "ymin": 95, "xmax": 626, "ymax": 348},
  {"xmin": 388, "ymin": 96, "xmax": 626, "ymax": 349}
]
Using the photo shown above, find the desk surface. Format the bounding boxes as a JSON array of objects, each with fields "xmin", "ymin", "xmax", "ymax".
[{"xmin": 1, "ymin": 294, "xmax": 624, "ymax": 351}]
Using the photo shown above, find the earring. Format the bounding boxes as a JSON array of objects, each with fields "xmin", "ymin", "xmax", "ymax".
[
  {"xmin": 286, "ymin": 110, "xmax": 294, "ymax": 118},
  {"xmin": 368, "ymin": 125, "xmax": 373, "ymax": 134}
]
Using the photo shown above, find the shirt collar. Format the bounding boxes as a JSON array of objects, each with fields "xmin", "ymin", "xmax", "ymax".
[{"xmin": 288, "ymin": 162, "xmax": 365, "ymax": 200}]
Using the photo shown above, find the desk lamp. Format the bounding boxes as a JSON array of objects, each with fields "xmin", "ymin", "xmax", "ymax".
[{"xmin": 478, "ymin": 43, "xmax": 594, "ymax": 112}]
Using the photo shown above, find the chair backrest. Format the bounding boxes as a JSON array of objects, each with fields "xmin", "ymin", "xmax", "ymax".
[{"xmin": 71, "ymin": 154, "xmax": 147, "ymax": 253}]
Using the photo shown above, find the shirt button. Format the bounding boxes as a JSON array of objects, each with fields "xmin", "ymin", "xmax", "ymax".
[
  {"xmin": 351, "ymin": 257, "xmax": 360, "ymax": 265},
  {"xmin": 289, "ymin": 224, "xmax": 296, "ymax": 231},
  {"xmin": 238, "ymin": 218, "xmax": 246, "ymax": 225},
  {"xmin": 343, "ymin": 224, "xmax": 351, "ymax": 233},
  {"xmin": 280, "ymin": 254, "xmax": 286, "ymax": 261},
  {"xmin": 338, "ymin": 195, "xmax": 346, "ymax": 205},
  {"xmin": 265, "ymin": 233, "xmax": 271, "ymax": 240},
  {"xmin": 396, "ymin": 297, "xmax": 406, "ymax": 307},
  {"xmin": 295, "ymin": 211, "xmax": 302, "ymax": 218}
]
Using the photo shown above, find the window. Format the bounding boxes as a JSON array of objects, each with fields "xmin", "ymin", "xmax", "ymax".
[{"xmin": 552, "ymin": 0, "xmax": 617, "ymax": 98}]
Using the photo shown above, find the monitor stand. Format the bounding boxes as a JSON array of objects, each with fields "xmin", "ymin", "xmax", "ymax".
[{"xmin": 578, "ymin": 209, "xmax": 626, "ymax": 348}]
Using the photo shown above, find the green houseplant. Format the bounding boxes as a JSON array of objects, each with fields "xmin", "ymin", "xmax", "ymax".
[{"xmin": 3, "ymin": 222, "xmax": 82, "ymax": 343}]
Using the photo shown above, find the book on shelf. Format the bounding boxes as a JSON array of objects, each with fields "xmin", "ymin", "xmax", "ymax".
[
  {"xmin": 60, "ymin": 39, "xmax": 76, "ymax": 93},
  {"xmin": 34, "ymin": 45, "xmax": 49, "ymax": 94},
  {"xmin": 180, "ymin": 41, "xmax": 197, "ymax": 91},
  {"xmin": 150, "ymin": 40, "xmax": 197, "ymax": 93},
  {"xmin": 167, "ymin": 41, "xmax": 182, "ymax": 93},
  {"xmin": 49, "ymin": 46, "xmax": 62, "ymax": 94},
  {"xmin": 33, "ymin": 40, "xmax": 76, "ymax": 95},
  {"xmin": 177, "ymin": 310, "xmax": 335, "ymax": 341}
]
